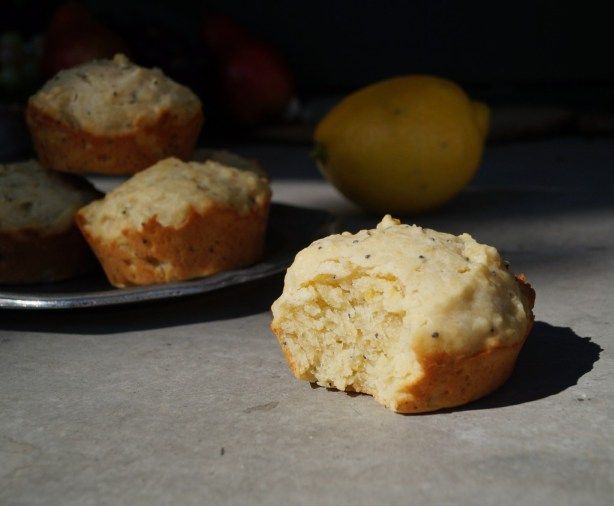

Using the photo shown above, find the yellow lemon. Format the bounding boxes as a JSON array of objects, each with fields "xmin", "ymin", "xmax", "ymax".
[{"xmin": 313, "ymin": 75, "xmax": 489, "ymax": 214}]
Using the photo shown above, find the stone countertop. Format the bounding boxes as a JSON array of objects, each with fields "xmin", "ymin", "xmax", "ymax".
[{"xmin": 1, "ymin": 138, "xmax": 613, "ymax": 505}]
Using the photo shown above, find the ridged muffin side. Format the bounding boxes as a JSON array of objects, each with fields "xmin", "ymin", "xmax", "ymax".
[
  {"xmin": 76, "ymin": 157, "xmax": 271, "ymax": 287},
  {"xmin": 0, "ymin": 160, "xmax": 101, "ymax": 284}
]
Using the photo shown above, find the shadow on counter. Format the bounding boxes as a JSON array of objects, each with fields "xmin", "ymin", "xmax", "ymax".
[
  {"xmin": 313, "ymin": 322, "xmax": 602, "ymax": 414},
  {"xmin": 457, "ymin": 321, "xmax": 602, "ymax": 411},
  {"xmin": 0, "ymin": 273, "xmax": 285, "ymax": 335}
]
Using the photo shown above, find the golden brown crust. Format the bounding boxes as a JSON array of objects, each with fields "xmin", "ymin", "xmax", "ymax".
[
  {"xmin": 0, "ymin": 227, "xmax": 95, "ymax": 284},
  {"xmin": 390, "ymin": 274, "xmax": 536, "ymax": 413},
  {"xmin": 515, "ymin": 272, "xmax": 536, "ymax": 309},
  {"xmin": 26, "ymin": 103, "xmax": 203, "ymax": 175},
  {"xmin": 76, "ymin": 199, "xmax": 270, "ymax": 288},
  {"xmin": 392, "ymin": 338, "xmax": 527, "ymax": 413},
  {"xmin": 271, "ymin": 274, "xmax": 536, "ymax": 414}
]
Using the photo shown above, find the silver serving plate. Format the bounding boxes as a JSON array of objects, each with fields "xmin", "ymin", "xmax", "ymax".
[{"xmin": 0, "ymin": 203, "xmax": 337, "ymax": 310}]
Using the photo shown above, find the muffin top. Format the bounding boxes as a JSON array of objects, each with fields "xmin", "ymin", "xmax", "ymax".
[
  {"xmin": 274, "ymin": 215, "xmax": 533, "ymax": 357},
  {"xmin": 0, "ymin": 160, "xmax": 100, "ymax": 234},
  {"xmin": 194, "ymin": 149, "xmax": 268, "ymax": 178},
  {"xmin": 28, "ymin": 54, "xmax": 201, "ymax": 134},
  {"xmin": 78, "ymin": 157, "xmax": 271, "ymax": 240}
]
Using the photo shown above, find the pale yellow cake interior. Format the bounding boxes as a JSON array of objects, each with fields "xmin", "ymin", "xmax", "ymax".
[{"xmin": 276, "ymin": 266, "xmax": 423, "ymax": 404}]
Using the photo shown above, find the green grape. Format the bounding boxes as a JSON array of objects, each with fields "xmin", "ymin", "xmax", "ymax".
[
  {"xmin": 0, "ymin": 31, "xmax": 43, "ymax": 101},
  {"xmin": 0, "ymin": 32, "xmax": 25, "ymax": 65},
  {"xmin": 0, "ymin": 64, "xmax": 21, "ymax": 90}
]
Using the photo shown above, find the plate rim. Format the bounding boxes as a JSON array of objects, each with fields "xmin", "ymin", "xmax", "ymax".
[{"xmin": 0, "ymin": 203, "xmax": 336, "ymax": 310}]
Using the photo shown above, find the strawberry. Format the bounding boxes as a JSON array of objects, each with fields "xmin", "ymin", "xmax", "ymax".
[
  {"xmin": 218, "ymin": 39, "xmax": 294, "ymax": 125},
  {"xmin": 201, "ymin": 12, "xmax": 251, "ymax": 59}
]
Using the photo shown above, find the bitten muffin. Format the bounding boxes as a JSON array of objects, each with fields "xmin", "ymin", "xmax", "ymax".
[
  {"xmin": 271, "ymin": 215, "xmax": 535, "ymax": 413},
  {"xmin": 0, "ymin": 160, "xmax": 101, "ymax": 284},
  {"xmin": 76, "ymin": 157, "xmax": 271, "ymax": 287},
  {"xmin": 26, "ymin": 54, "xmax": 203, "ymax": 175}
]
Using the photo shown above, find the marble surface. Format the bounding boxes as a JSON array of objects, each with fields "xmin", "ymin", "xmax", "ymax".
[{"xmin": 1, "ymin": 138, "xmax": 613, "ymax": 505}]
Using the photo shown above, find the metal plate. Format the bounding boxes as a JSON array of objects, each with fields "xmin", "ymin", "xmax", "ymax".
[{"xmin": 0, "ymin": 203, "xmax": 337, "ymax": 310}]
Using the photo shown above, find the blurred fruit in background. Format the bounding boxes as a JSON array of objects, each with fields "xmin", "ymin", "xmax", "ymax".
[
  {"xmin": 202, "ymin": 13, "xmax": 295, "ymax": 127},
  {"xmin": 201, "ymin": 13, "xmax": 251, "ymax": 59},
  {"xmin": 42, "ymin": 1, "xmax": 127, "ymax": 78},
  {"xmin": 218, "ymin": 41, "xmax": 295, "ymax": 126},
  {"xmin": 107, "ymin": 15, "xmax": 212, "ymax": 115},
  {"xmin": 313, "ymin": 75, "xmax": 489, "ymax": 215},
  {"xmin": 0, "ymin": 2, "xmax": 296, "ymax": 142}
]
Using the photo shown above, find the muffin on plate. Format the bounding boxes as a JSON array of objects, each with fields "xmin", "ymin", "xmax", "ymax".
[
  {"xmin": 0, "ymin": 160, "xmax": 101, "ymax": 284},
  {"xmin": 76, "ymin": 157, "xmax": 271, "ymax": 288},
  {"xmin": 26, "ymin": 54, "xmax": 203, "ymax": 175},
  {"xmin": 271, "ymin": 215, "xmax": 535, "ymax": 413}
]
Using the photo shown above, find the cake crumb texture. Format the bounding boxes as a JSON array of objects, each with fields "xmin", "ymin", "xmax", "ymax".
[{"xmin": 271, "ymin": 215, "xmax": 535, "ymax": 413}]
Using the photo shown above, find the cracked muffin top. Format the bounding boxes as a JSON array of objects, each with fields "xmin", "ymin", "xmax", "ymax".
[
  {"xmin": 77, "ymin": 157, "xmax": 271, "ymax": 240},
  {"xmin": 0, "ymin": 160, "xmax": 100, "ymax": 234},
  {"xmin": 28, "ymin": 54, "xmax": 201, "ymax": 134}
]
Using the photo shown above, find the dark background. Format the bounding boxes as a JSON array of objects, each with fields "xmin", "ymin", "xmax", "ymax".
[
  {"xmin": 1, "ymin": 0, "xmax": 613, "ymax": 157},
  {"xmin": 202, "ymin": 0, "xmax": 613, "ymax": 101},
  {"xmin": 2, "ymin": 0, "xmax": 613, "ymax": 99}
]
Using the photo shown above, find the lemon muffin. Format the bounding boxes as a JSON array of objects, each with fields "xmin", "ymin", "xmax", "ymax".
[
  {"xmin": 271, "ymin": 216, "xmax": 535, "ymax": 413},
  {"xmin": 0, "ymin": 160, "xmax": 100, "ymax": 284},
  {"xmin": 76, "ymin": 157, "xmax": 271, "ymax": 287},
  {"xmin": 26, "ymin": 54, "xmax": 203, "ymax": 175}
]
